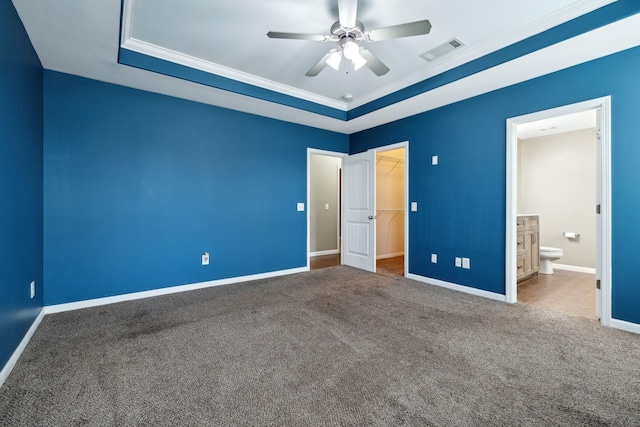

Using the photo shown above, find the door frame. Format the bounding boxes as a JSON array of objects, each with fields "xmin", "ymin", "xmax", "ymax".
[
  {"xmin": 505, "ymin": 97, "xmax": 611, "ymax": 326},
  {"xmin": 375, "ymin": 141, "xmax": 410, "ymax": 277},
  {"xmin": 307, "ymin": 148, "xmax": 347, "ymax": 270}
]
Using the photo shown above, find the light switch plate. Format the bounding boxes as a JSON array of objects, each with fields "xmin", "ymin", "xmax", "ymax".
[
  {"xmin": 30, "ymin": 281, "xmax": 35, "ymax": 299},
  {"xmin": 325, "ymin": 203, "xmax": 329, "ymax": 210},
  {"xmin": 455, "ymin": 257, "xmax": 462, "ymax": 267},
  {"xmin": 202, "ymin": 252, "xmax": 210, "ymax": 266},
  {"xmin": 432, "ymin": 155, "xmax": 438, "ymax": 165},
  {"xmin": 411, "ymin": 202, "xmax": 418, "ymax": 212},
  {"xmin": 431, "ymin": 254, "xmax": 437, "ymax": 263},
  {"xmin": 462, "ymin": 257, "xmax": 470, "ymax": 269},
  {"xmin": 297, "ymin": 202, "xmax": 305, "ymax": 211}
]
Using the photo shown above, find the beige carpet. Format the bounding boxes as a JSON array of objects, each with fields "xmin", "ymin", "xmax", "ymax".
[{"xmin": 1, "ymin": 266, "xmax": 639, "ymax": 426}]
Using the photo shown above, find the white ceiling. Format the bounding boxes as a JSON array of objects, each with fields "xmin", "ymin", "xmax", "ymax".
[
  {"xmin": 123, "ymin": 0, "xmax": 597, "ymax": 108},
  {"xmin": 517, "ymin": 110, "xmax": 597, "ymax": 140},
  {"xmin": 11, "ymin": 0, "xmax": 640, "ymax": 134}
]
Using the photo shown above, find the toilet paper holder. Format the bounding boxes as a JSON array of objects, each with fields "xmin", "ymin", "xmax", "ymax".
[{"xmin": 563, "ymin": 231, "xmax": 580, "ymax": 239}]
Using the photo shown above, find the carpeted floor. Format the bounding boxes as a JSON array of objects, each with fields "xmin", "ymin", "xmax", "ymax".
[{"xmin": 1, "ymin": 266, "xmax": 639, "ymax": 426}]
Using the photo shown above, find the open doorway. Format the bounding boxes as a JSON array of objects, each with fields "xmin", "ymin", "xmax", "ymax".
[
  {"xmin": 506, "ymin": 97, "xmax": 611, "ymax": 326},
  {"xmin": 516, "ymin": 110, "xmax": 597, "ymax": 319},
  {"xmin": 341, "ymin": 141, "xmax": 409, "ymax": 277},
  {"xmin": 307, "ymin": 149, "xmax": 345, "ymax": 270},
  {"xmin": 375, "ymin": 146, "xmax": 406, "ymax": 277}
]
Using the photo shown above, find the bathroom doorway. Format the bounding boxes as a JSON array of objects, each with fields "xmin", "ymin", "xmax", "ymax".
[{"xmin": 505, "ymin": 97, "xmax": 611, "ymax": 326}]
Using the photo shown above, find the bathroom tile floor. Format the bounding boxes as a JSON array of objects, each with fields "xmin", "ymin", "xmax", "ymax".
[{"xmin": 517, "ymin": 269, "xmax": 598, "ymax": 321}]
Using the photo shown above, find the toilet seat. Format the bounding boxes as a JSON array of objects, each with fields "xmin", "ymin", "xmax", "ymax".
[{"xmin": 540, "ymin": 246, "xmax": 563, "ymax": 257}]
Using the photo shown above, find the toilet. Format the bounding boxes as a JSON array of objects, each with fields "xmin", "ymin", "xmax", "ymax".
[{"xmin": 539, "ymin": 246, "xmax": 563, "ymax": 274}]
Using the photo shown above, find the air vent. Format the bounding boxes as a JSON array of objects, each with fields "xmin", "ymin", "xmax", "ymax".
[{"xmin": 420, "ymin": 38, "xmax": 465, "ymax": 62}]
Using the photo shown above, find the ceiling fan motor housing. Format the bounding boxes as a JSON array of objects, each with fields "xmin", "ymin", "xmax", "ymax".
[{"xmin": 330, "ymin": 20, "xmax": 366, "ymax": 41}]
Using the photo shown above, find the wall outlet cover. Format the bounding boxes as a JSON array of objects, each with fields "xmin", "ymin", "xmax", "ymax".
[
  {"xmin": 297, "ymin": 202, "xmax": 305, "ymax": 211},
  {"xmin": 202, "ymin": 252, "xmax": 210, "ymax": 266},
  {"xmin": 455, "ymin": 257, "xmax": 462, "ymax": 267},
  {"xmin": 432, "ymin": 155, "xmax": 438, "ymax": 165},
  {"xmin": 462, "ymin": 257, "xmax": 470, "ymax": 269},
  {"xmin": 411, "ymin": 202, "xmax": 418, "ymax": 212},
  {"xmin": 431, "ymin": 254, "xmax": 437, "ymax": 263}
]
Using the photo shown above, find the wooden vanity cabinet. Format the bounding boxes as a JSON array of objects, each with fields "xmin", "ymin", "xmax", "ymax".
[{"xmin": 517, "ymin": 215, "xmax": 540, "ymax": 282}]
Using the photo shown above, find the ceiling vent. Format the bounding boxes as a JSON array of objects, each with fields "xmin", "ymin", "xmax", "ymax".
[{"xmin": 420, "ymin": 38, "xmax": 464, "ymax": 62}]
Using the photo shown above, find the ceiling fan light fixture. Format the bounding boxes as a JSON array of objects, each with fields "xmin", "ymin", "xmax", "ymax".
[
  {"xmin": 342, "ymin": 39, "xmax": 359, "ymax": 60},
  {"xmin": 352, "ymin": 52, "xmax": 367, "ymax": 70},
  {"xmin": 326, "ymin": 51, "xmax": 342, "ymax": 70}
]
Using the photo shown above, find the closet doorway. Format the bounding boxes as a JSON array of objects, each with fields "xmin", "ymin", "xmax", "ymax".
[{"xmin": 375, "ymin": 146, "xmax": 406, "ymax": 277}]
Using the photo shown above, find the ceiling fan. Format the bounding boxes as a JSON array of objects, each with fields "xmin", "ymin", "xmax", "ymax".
[{"xmin": 267, "ymin": 0, "xmax": 432, "ymax": 77}]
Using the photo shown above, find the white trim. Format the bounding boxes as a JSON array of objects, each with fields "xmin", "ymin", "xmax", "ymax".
[
  {"xmin": 120, "ymin": 0, "xmax": 135, "ymax": 44},
  {"xmin": 610, "ymin": 319, "xmax": 640, "ymax": 335},
  {"xmin": 307, "ymin": 149, "xmax": 347, "ymax": 270},
  {"xmin": 552, "ymin": 263, "xmax": 596, "ymax": 274},
  {"xmin": 0, "ymin": 309, "xmax": 45, "ymax": 389},
  {"xmin": 45, "ymin": 267, "xmax": 307, "ymax": 314},
  {"xmin": 506, "ymin": 96, "xmax": 612, "ymax": 327},
  {"xmin": 407, "ymin": 273, "xmax": 507, "ymax": 302},
  {"xmin": 311, "ymin": 249, "xmax": 339, "ymax": 257},
  {"xmin": 376, "ymin": 141, "xmax": 409, "ymax": 277},
  {"xmin": 376, "ymin": 252, "xmax": 404, "ymax": 260}
]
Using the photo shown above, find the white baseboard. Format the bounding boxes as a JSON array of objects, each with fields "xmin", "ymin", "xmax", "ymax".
[
  {"xmin": 0, "ymin": 308, "xmax": 45, "ymax": 389},
  {"xmin": 310, "ymin": 249, "xmax": 339, "ymax": 257},
  {"xmin": 552, "ymin": 263, "xmax": 596, "ymax": 274},
  {"xmin": 610, "ymin": 318, "xmax": 640, "ymax": 335},
  {"xmin": 45, "ymin": 266, "xmax": 308, "ymax": 314},
  {"xmin": 376, "ymin": 252, "xmax": 404, "ymax": 260},
  {"xmin": 406, "ymin": 273, "xmax": 507, "ymax": 302}
]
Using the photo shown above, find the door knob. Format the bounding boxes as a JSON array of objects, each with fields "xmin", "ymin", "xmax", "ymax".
[{"xmin": 368, "ymin": 215, "xmax": 375, "ymax": 220}]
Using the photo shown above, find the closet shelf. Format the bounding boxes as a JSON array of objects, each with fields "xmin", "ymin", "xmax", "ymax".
[{"xmin": 376, "ymin": 155, "xmax": 405, "ymax": 174}]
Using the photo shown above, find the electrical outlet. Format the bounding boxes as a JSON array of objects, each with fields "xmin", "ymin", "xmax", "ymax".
[
  {"xmin": 462, "ymin": 258, "xmax": 470, "ymax": 269},
  {"xmin": 202, "ymin": 252, "xmax": 210, "ymax": 266},
  {"xmin": 455, "ymin": 257, "xmax": 462, "ymax": 267},
  {"xmin": 30, "ymin": 281, "xmax": 35, "ymax": 299},
  {"xmin": 431, "ymin": 254, "xmax": 438, "ymax": 263},
  {"xmin": 432, "ymin": 155, "xmax": 438, "ymax": 165}
]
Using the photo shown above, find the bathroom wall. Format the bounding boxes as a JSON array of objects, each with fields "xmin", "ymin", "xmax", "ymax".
[
  {"xmin": 518, "ymin": 128, "xmax": 596, "ymax": 269},
  {"xmin": 310, "ymin": 154, "xmax": 341, "ymax": 254},
  {"xmin": 376, "ymin": 148, "xmax": 405, "ymax": 259}
]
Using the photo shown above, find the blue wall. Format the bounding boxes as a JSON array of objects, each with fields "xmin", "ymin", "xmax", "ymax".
[
  {"xmin": 351, "ymin": 45, "xmax": 640, "ymax": 325},
  {"xmin": 43, "ymin": 71, "xmax": 348, "ymax": 305},
  {"xmin": 0, "ymin": 1, "xmax": 44, "ymax": 369}
]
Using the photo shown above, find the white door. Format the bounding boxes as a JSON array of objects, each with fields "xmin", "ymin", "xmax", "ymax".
[
  {"xmin": 595, "ymin": 108, "xmax": 602, "ymax": 318},
  {"xmin": 342, "ymin": 150, "xmax": 376, "ymax": 272}
]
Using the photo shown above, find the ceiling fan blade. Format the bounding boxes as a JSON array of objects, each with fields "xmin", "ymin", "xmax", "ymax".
[
  {"xmin": 338, "ymin": 0, "xmax": 358, "ymax": 28},
  {"xmin": 305, "ymin": 51, "xmax": 334, "ymax": 77},
  {"xmin": 367, "ymin": 19, "xmax": 432, "ymax": 41},
  {"xmin": 267, "ymin": 31, "xmax": 328, "ymax": 41},
  {"xmin": 359, "ymin": 48, "xmax": 390, "ymax": 76}
]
